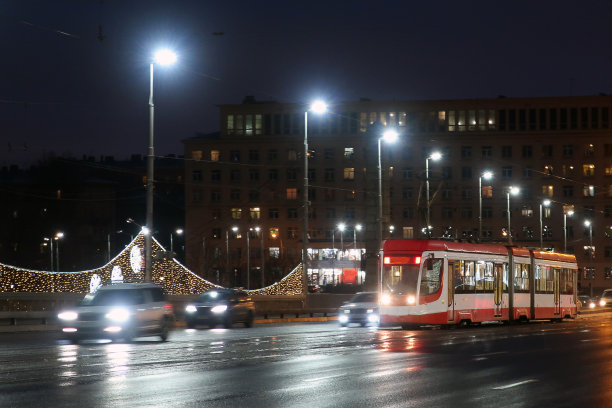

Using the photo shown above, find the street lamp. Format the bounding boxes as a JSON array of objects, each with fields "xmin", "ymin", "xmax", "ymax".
[
  {"xmin": 170, "ymin": 228, "xmax": 183, "ymax": 253},
  {"xmin": 145, "ymin": 48, "xmax": 177, "ymax": 283},
  {"xmin": 226, "ymin": 226, "xmax": 238, "ymax": 286},
  {"xmin": 506, "ymin": 186, "xmax": 520, "ymax": 245},
  {"xmin": 337, "ymin": 223, "xmax": 345, "ymax": 260},
  {"xmin": 378, "ymin": 128, "xmax": 398, "ymax": 295},
  {"xmin": 564, "ymin": 208, "xmax": 574, "ymax": 253},
  {"xmin": 303, "ymin": 100, "xmax": 327, "ymax": 292},
  {"xmin": 55, "ymin": 232, "xmax": 64, "ymax": 271},
  {"xmin": 255, "ymin": 226, "xmax": 264, "ymax": 287},
  {"xmin": 425, "ymin": 151, "xmax": 442, "ymax": 238},
  {"xmin": 540, "ymin": 199, "xmax": 551, "ymax": 249},
  {"xmin": 43, "ymin": 237, "xmax": 54, "ymax": 271},
  {"xmin": 353, "ymin": 224, "xmax": 362, "ymax": 249},
  {"xmin": 479, "ymin": 171, "xmax": 493, "ymax": 242}
]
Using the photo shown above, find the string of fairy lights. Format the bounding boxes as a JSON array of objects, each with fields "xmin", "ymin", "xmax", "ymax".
[{"xmin": 0, "ymin": 233, "xmax": 304, "ymax": 295}]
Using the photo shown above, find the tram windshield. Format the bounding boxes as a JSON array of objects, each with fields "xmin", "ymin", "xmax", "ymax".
[{"xmin": 382, "ymin": 258, "xmax": 421, "ymax": 295}]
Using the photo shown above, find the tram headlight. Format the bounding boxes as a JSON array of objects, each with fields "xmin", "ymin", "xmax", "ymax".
[
  {"xmin": 381, "ymin": 294, "xmax": 391, "ymax": 305},
  {"xmin": 407, "ymin": 295, "xmax": 416, "ymax": 305}
]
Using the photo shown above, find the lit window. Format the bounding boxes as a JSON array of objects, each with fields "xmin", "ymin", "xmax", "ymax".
[
  {"xmin": 250, "ymin": 207, "xmax": 261, "ymax": 220},
  {"xmin": 344, "ymin": 147, "xmax": 354, "ymax": 159},
  {"xmin": 192, "ymin": 150, "xmax": 203, "ymax": 160},
  {"xmin": 269, "ymin": 228, "xmax": 279, "ymax": 239},
  {"xmin": 343, "ymin": 168, "xmax": 355, "ymax": 180},
  {"xmin": 583, "ymin": 185, "xmax": 595, "ymax": 197},
  {"xmin": 542, "ymin": 185, "xmax": 554, "ymax": 197},
  {"xmin": 210, "ymin": 150, "xmax": 219, "ymax": 161},
  {"xmin": 227, "ymin": 115, "xmax": 234, "ymax": 134},
  {"xmin": 231, "ymin": 208, "xmax": 242, "ymax": 219},
  {"xmin": 286, "ymin": 188, "xmax": 297, "ymax": 200},
  {"xmin": 583, "ymin": 164, "xmax": 595, "ymax": 176}
]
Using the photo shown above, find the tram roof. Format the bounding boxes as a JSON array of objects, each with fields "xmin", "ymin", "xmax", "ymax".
[{"xmin": 382, "ymin": 240, "xmax": 508, "ymax": 255}]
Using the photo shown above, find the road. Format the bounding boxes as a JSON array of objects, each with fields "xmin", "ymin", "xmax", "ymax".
[{"xmin": 0, "ymin": 315, "xmax": 610, "ymax": 407}]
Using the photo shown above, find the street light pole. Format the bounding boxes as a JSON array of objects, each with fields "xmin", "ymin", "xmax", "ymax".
[
  {"xmin": 540, "ymin": 200, "xmax": 550, "ymax": 249},
  {"xmin": 247, "ymin": 229, "xmax": 251, "ymax": 290},
  {"xmin": 506, "ymin": 186, "xmax": 519, "ymax": 245},
  {"xmin": 353, "ymin": 224, "xmax": 362, "ymax": 249},
  {"xmin": 425, "ymin": 152, "xmax": 442, "ymax": 238},
  {"xmin": 377, "ymin": 129, "xmax": 398, "ymax": 295},
  {"xmin": 55, "ymin": 232, "xmax": 64, "ymax": 271},
  {"xmin": 564, "ymin": 209, "xmax": 574, "ymax": 253},
  {"xmin": 145, "ymin": 49, "xmax": 177, "ymax": 283},
  {"xmin": 303, "ymin": 101, "xmax": 327, "ymax": 293},
  {"xmin": 255, "ymin": 226, "xmax": 264, "ymax": 287},
  {"xmin": 479, "ymin": 171, "xmax": 493, "ymax": 242}
]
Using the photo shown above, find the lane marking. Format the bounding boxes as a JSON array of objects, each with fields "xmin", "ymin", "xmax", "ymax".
[{"xmin": 493, "ymin": 379, "xmax": 538, "ymax": 390}]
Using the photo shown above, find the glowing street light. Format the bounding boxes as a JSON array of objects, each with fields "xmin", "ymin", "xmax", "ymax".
[
  {"xmin": 479, "ymin": 171, "xmax": 493, "ymax": 242},
  {"xmin": 506, "ymin": 186, "xmax": 520, "ymax": 245},
  {"xmin": 145, "ymin": 48, "xmax": 177, "ymax": 283},
  {"xmin": 425, "ymin": 151, "xmax": 442, "ymax": 238},
  {"xmin": 540, "ymin": 199, "xmax": 551, "ymax": 249},
  {"xmin": 337, "ymin": 223, "xmax": 346, "ymax": 260},
  {"xmin": 303, "ymin": 100, "xmax": 327, "ymax": 291}
]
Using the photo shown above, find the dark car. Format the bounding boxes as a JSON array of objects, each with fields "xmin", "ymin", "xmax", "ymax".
[
  {"xmin": 57, "ymin": 283, "xmax": 174, "ymax": 343},
  {"xmin": 578, "ymin": 295, "xmax": 597, "ymax": 312},
  {"xmin": 338, "ymin": 292, "xmax": 379, "ymax": 327},
  {"xmin": 184, "ymin": 288, "xmax": 255, "ymax": 329}
]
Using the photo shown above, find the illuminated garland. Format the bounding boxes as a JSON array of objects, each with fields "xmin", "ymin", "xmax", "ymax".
[{"xmin": 0, "ymin": 233, "xmax": 304, "ymax": 295}]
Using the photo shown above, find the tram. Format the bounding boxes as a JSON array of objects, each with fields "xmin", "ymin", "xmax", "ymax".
[{"xmin": 378, "ymin": 240, "xmax": 578, "ymax": 328}]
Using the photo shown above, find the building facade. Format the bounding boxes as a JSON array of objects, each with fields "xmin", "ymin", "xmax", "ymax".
[{"xmin": 183, "ymin": 95, "xmax": 612, "ymax": 296}]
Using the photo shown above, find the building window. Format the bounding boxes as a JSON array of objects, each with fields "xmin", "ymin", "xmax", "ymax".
[
  {"xmin": 442, "ymin": 207, "xmax": 453, "ymax": 219},
  {"xmin": 192, "ymin": 170, "xmax": 202, "ymax": 182},
  {"xmin": 402, "ymin": 167, "xmax": 413, "ymax": 180},
  {"xmin": 324, "ymin": 149, "xmax": 335, "ymax": 160},
  {"xmin": 230, "ymin": 150, "xmax": 240, "ymax": 162},
  {"xmin": 482, "ymin": 207, "xmax": 493, "ymax": 218},
  {"xmin": 212, "ymin": 228, "xmax": 221, "ymax": 239},
  {"xmin": 230, "ymin": 170, "xmax": 241, "ymax": 183},
  {"xmin": 344, "ymin": 147, "xmax": 354, "ymax": 159},
  {"xmin": 542, "ymin": 185, "xmax": 554, "ymax": 197},
  {"xmin": 343, "ymin": 168, "xmax": 355, "ymax": 180},
  {"xmin": 502, "ymin": 166, "xmax": 513, "ymax": 179},
  {"xmin": 249, "ymin": 150, "xmax": 259, "ymax": 161},
  {"xmin": 522, "ymin": 145, "xmax": 532, "ymax": 158},
  {"xmin": 461, "ymin": 167, "xmax": 472, "ymax": 180},
  {"xmin": 268, "ymin": 169, "xmax": 278, "ymax": 181},
  {"xmin": 286, "ymin": 188, "xmax": 297, "ymax": 200},
  {"xmin": 250, "ymin": 207, "xmax": 261, "ymax": 220},
  {"xmin": 288, "ymin": 149, "xmax": 297, "ymax": 161},
  {"xmin": 287, "ymin": 168, "xmax": 298, "ymax": 182},
  {"xmin": 230, "ymin": 189, "xmax": 241, "ymax": 201},
  {"xmin": 287, "ymin": 208, "xmax": 298, "ymax": 219},
  {"xmin": 192, "ymin": 150, "xmax": 203, "ymax": 160},
  {"xmin": 585, "ymin": 143, "xmax": 595, "ymax": 157},
  {"xmin": 583, "ymin": 185, "xmax": 595, "ymax": 197},
  {"xmin": 481, "ymin": 146, "xmax": 492, "ymax": 158},
  {"xmin": 192, "ymin": 189, "xmax": 202, "ymax": 203},
  {"xmin": 461, "ymin": 146, "xmax": 472, "ymax": 159},
  {"xmin": 268, "ymin": 149, "xmax": 278, "ymax": 160},
  {"xmin": 211, "ymin": 190, "xmax": 221, "ymax": 202},
  {"xmin": 563, "ymin": 186, "xmax": 574, "ymax": 197},
  {"xmin": 287, "ymin": 227, "xmax": 298, "ymax": 239},
  {"xmin": 544, "ymin": 165, "xmax": 553, "ymax": 176},
  {"xmin": 211, "ymin": 170, "xmax": 221, "ymax": 182},
  {"xmin": 249, "ymin": 170, "xmax": 259, "ymax": 181},
  {"xmin": 268, "ymin": 208, "xmax": 279, "ymax": 219},
  {"xmin": 231, "ymin": 208, "xmax": 242, "ymax": 219},
  {"xmin": 210, "ymin": 150, "xmax": 219, "ymax": 161},
  {"xmin": 583, "ymin": 164, "xmax": 595, "ymax": 177},
  {"xmin": 461, "ymin": 207, "xmax": 473, "ymax": 219},
  {"xmin": 249, "ymin": 190, "xmax": 260, "ymax": 202},
  {"xmin": 324, "ymin": 189, "xmax": 335, "ymax": 201},
  {"xmin": 523, "ymin": 167, "xmax": 533, "ymax": 178},
  {"xmin": 326, "ymin": 208, "xmax": 336, "ymax": 218},
  {"xmin": 482, "ymin": 185, "xmax": 493, "ymax": 198},
  {"xmin": 325, "ymin": 168, "xmax": 335, "ymax": 182},
  {"xmin": 563, "ymin": 145, "xmax": 573, "ymax": 157},
  {"xmin": 461, "ymin": 189, "xmax": 472, "ymax": 201},
  {"xmin": 403, "ymin": 207, "xmax": 414, "ymax": 219}
]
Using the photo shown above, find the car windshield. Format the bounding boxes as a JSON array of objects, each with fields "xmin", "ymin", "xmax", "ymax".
[
  {"xmin": 603, "ymin": 291, "xmax": 612, "ymax": 298},
  {"xmin": 350, "ymin": 293, "xmax": 377, "ymax": 303},
  {"xmin": 198, "ymin": 290, "xmax": 231, "ymax": 302},
  {"xmin": 81, "ymin": 289, "xmax": 145, "ymax": 306}
]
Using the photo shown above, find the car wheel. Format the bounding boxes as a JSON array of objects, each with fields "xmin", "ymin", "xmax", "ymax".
[
  {"xmin": 223, "ymin": 315, "xmax": 233, "ymax": 329},
  {"xmin": 244, "ymin": 311, "xmax": 254, "ymax": 328},
  {"xmin": 339, "ymin": 323, "xmax": 348, "ymax": 327},
  {"xmin": 159, "ymin": 318, "xmax": 170, "ymax": 342},
  {"xmin": 186, "ymin": 320, "xmax": 196, "ymax": 329}
]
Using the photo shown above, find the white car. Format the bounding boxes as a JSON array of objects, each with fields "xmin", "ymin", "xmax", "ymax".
[
  {"xmin": 57, "ymin": 283, "xmax": 174, "ymax": 343},
  {"xmin": 338, "ymin": 292, "xmax": 379, "ymax": 327}
]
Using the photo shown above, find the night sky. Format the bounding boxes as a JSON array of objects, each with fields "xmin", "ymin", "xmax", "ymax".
[{"xmin": 2, "ymin": 0, "xmax": 612, "ymax": 167}]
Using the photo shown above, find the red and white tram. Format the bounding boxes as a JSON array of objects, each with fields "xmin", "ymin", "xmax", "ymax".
[{"xmin": 379, "ymin": 240, "xmax": 578, "ymax": 328}]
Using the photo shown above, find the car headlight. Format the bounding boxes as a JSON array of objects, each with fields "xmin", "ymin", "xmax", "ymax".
[
  {"xmin": 338, "ymin": 314, "xmax": 349, "ymax": 323},
  {"xmin": 600, "ymin": 299, "xmax": 606, "ymax": 307},
  {"xmin": 368, "ymin": 314, "xmax": 379, "ymax": 323},
  {"xmin": 367, "ymin": 309, "xmax": 374, "ymax": 314},
  {"xmin": 211, "ymin": 305, "xmax": 228, "ymax": 314},
  {"xmin": 343, "ymin": 309, "xmax": 350, "ymax": 314},
  {"xmin": 589, "ymin": 301, "xmax": 596, "ymax": 309},
  {"xmin": 58, "ymin": 311, "xmax": 78, "ymax": 321},
  {"xmin": 185, "ymin": 305, "xmax": 197, "ymax": 313},
  {"xmin": 105, "ymin": 307, "xmax": 130, "ymax": 322}
]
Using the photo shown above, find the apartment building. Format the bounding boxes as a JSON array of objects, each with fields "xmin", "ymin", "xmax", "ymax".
[{"xmin": 183, "ymin": 95, "xmax": 612, "ymax": 295}]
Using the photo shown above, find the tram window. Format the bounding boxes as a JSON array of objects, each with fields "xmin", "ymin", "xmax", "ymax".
[
  {"xmin": 475, "ymin": 261, "xmax": 494, "ymax": 293},
  {"xmin": 535, "ymin": 265, "xmax": 554, "ymax": 293},
  {"xmin": 456, "ymin": 260, "xmax": 475, "ymax": 293},
  {"xmin": 560, "ymin": 268, "xmax": 575, "ymax": 294},
  {"xmin": 420, "ymin": 258, "xmax": 443, "ymax": 296},
  {"xmin": 451, "ymin": 261, "xmax": 463, "ymax": 290},
  {"xmin": 514, "ymin": 263, "xmax": 530, "ymax": 292}
]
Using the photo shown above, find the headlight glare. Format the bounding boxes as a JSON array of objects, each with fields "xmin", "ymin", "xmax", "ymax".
[
  {"xmin": 105, "ymin": 308, "xmax": 130, "ymax": 322},
  {"xmin": 58, "ymin": 311, "xmax": 78, "ymax": 321},
  {"xmin": 338, "ymin": 314, "xmax": 349, "ymax": 323},
  {"xmin": 407, "ymin": 295, "xmax": 416, "ymax": 305},
  {"xmin": 185, "ymin": 305, "xmax": 197, "ymax": 313},
  {"xmin": 381, "ymin": 294, "xmax": 391, "ymax": 305},
  {"xmin": 211, "ymin": 305, "xmax": 228, "ymax": 314}
]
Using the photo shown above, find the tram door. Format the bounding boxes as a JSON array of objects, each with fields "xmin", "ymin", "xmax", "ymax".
[
  {"xmin": 447, "ymin": 261, "xmax": 456, "ymax": 322},
  {"xmin": 553, "ymin": 268, "xmax": 561, "ymax": 315},
  {"xmin": 493, "ymin": 263, "xmax": 504, "ymax": 317}
]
